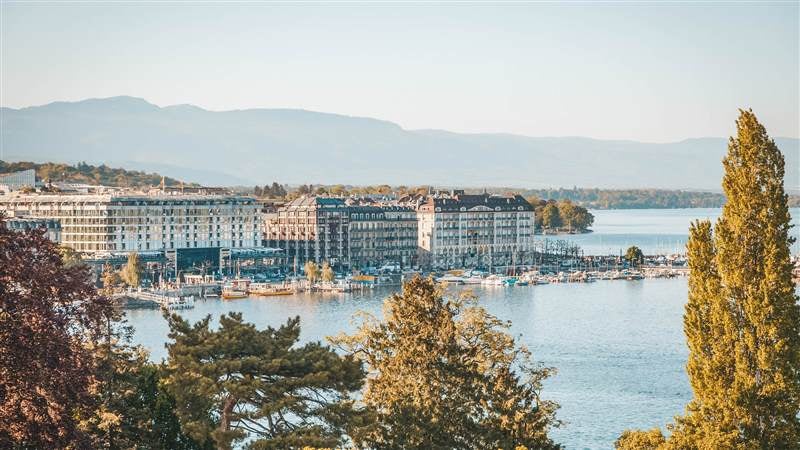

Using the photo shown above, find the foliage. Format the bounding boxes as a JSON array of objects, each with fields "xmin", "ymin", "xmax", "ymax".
[
  {"xmin": 304, "ymin": 260, "xmax": 320, "ymax": 283},
  {"xmin": 0, "ymin": 217, "xmax": 113, "ymax": 448},
  {"xmin": 624, "ymin": 246, "xmax": 644, "ymax": 267},
  {"xmin": 540, "ymin": 202, "xmax": 563, "ymax": 230},
  {"xmin": 81, "ymin": 311, "xmax": 212, "ymax": 450},
  {"xmin": 320, "ymin": 261, "xmax": 335, "ymax": 283},
  {"xmin": 521, "ymin": 187, "xmax": 730, "ymax": 209},
  {"xmin": 0, "ymin": 160, "xmax": 191, "ymax": 188},
  {"xmin": 254, "ymin": 182, "xmax": 288, "ymax": 199},
  {"xmin": 101, "ymin": 263, "xmax": 122, "ymax": 295},
  {"xmin": 618, "ymin": 110, "xmax": 800, "ymax": 448},
  {"xmin": 120, "ymin": 252, "xmax": 143, "ymax": 288},
  {"xmin": 331, "ymin": 276, "xmax": 561, "ymax": 450},
  {"xmin": 59, "ymin": 245, "xmax": 87, "ymax": 268},
  {"xmin": 162, "ymin": 312, "xmax": 364, "ymax": 450},
  {"xmin": 615, "ymin": 428, "xmax": 666, "ymax": 450}
]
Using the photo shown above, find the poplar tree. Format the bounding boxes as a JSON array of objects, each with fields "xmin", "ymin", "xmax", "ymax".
[{"xmin": 616, "ymin": 110, "xmax": 800, "ymax": 449}]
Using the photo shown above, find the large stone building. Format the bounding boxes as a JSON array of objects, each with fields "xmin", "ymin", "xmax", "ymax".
[
  {"xmin": 0, "ymin": 192, "xmax": 263, "ymax": 272},
  {"xmin": 262, "ymin": 196, "xmax": 418, "ymax": 271},
  {"xmin": 417, "ymin": 191, "xmax": 535, "ymax": 270}
]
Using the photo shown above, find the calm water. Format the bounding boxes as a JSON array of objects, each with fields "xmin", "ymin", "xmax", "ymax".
[
  {"xmin": 549, "ymin": 207, "xmax": 800, "ymax": 255},
  {"xmin": 125, "ymin": 208, "xmax": 800, "ymax": 450}
]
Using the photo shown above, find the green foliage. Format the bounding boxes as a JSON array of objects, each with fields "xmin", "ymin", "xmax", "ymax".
[
  {"xmin": 254, "ymin": 182, "xmax": 288, "ymax": 199},
  {"xmin": 163, "ymin": 312, "xmax": 364, "ymax": 450},
  {"xmin": 624, "ymin": 246, "xmax": 644, "ymax": 267},
  {"xmin": 522, "ymin": 187, "xmax": 729, "ymax": 209},
  {"xmin": 320, "ymin": 261, "xmax": 335, "ymax": 283},
  {"xmin": 120, "ymin": 252, "xmax": 142, "ymax": 288},
  {"xmin": 541, "ymin": 203, "xmax": 563, "ymax": 230},
  {"xmin": 618, "ymin": 110, "xmax": 800, "ymax": 448},
  {"xmin": 0, "ymin": 160, "xmax": 191, "ymax": 188},
  {"xmin": 332, "ymin": 276, "xmax": 561, "ymax": 450}
]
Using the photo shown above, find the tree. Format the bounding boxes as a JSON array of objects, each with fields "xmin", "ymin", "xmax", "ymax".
[
  {"xmin": 615, "ymin": 428, "xmax": 665, "ymax": 450},
  {"xmin": 0, "ymin": 216, "xmax": 112, "ymax": 448},
  {"xmin": 541, "ymin": 202, "xmax": 562, "ymax": 230},
  {"xmin": 163, "ymin": 313, "xmax": 364, "ymax": 450},
  {"xmin": 304, "ymin": 260, "xmax": 320, "ymax": 284},
  {"xmin": 81, "ymin": 312, "xmax": 213, "ymax": 450},
  {"xmin": 331, "ymin": 276, "xmax": 561, "ymax": 449},
  {"xmin": 101, "ymin": 263, "xmax": 122, "ymax": 295},
  {"xmin": 320, "ymin": 261, "xmax": 335, "ymax": 283},
  {"xmin": 624, "ymin": 246, "xmax": 644, "ymax": 267},
  {"xmin": 618, "ymin": 110, "xmax": 800, "ymax": 448},
  {"xmin": 120, "ymin": 252, "xmax": 142, "ymax": 288},
  {"xmin": 59, "ymin": 245, "xmax": 86, "ymax": 268},
  {"xmin": 557, "ymin": 199, "xmax": 577, "ymax": 232}
]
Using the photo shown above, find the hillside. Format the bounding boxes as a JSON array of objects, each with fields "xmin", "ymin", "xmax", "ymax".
[
  {"xmin": 0, "ymin": 161, "xmax": 189, "ymax": 188},
  {"xmin": 1, "ymin": 96, "xmax": 798, "ymax": 190}
]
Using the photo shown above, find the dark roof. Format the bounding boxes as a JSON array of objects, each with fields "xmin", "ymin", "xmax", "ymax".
[{"xmin": 421, "ymin": 193, "xmax": 533, "ymax": 212}]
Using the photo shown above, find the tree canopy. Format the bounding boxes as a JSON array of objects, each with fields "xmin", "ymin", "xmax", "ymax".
[
  {"xmin": 616, "ymin": 110, "xmax": 800, "ymax": 449},
  {"xmin": 332, "ymin": 276, "xmax": 561, "ymax": 449},
  {"xmin": 163, "ymin": 312, "xmax": 364, "ymax": 450},
  {"xmin": 0, "ymin": 216, "xmax": 113, "ymax": 448}
]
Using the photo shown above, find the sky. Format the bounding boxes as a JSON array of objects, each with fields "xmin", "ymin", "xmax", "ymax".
[{"xmin": 1, "ymin": 1, "xmax": 798, "ymax": 142}]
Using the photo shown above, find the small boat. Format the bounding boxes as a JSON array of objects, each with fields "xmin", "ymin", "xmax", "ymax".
[
  {"xmin": 515, "ymin": 280, "xmax": 529, "ymax": 286},
  {"xmin": 222, "ymin": 287, "xmax": 247, "ymax": 299},
  {"xmin": 502, "ymin": 277, "xmax": 518, "ymax": 286},
  {"xmin": 461, "ymin": 276, "xmax": 484, "ymax": 285},
  {"xmin": 436, "ymin": 274, "xmax": 464, "ymax": 284},
  {"xmin": 248, "ymin": 283, "xmax": 294, "ymax": 296}
]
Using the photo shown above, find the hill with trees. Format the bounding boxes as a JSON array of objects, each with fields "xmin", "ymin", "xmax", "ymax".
[{"xmin": 0, "ymin": 160, "xmax": 191, "ymax": 188}]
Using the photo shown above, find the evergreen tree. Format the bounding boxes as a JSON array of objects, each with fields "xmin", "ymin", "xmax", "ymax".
[
  {"xmin": 617, "ymin": 110, "xmax": 800, "ymax": 449},
  {"xmin": 163, "ymin": 313, "xmax": 364, "ymax": 450},
  {"xmin": 332, "ymin": 276, "xmax": 561, "ymax": 449}
]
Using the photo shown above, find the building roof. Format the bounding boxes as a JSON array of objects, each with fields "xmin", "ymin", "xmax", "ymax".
[{"xmin": 420, "ymin": 193, "xmax": 533, "ymax": 212}]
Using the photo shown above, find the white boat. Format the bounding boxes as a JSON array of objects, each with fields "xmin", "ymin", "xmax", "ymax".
[
  {"xmin": 461, "ymin": 276, "xmax": 484, "ymax": 285},
  {"xmin": 436, "ymin": 274, "xmax": 464, "ymax": 284}
]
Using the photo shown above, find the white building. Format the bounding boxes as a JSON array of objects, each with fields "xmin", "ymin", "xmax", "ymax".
[
  {"xmin": 0, "ymin": 193, "xmax": 261, "ymax": 254},
  {"xmin": 417, "ymin": 191, "xmax": 535, "ymax": 270}
]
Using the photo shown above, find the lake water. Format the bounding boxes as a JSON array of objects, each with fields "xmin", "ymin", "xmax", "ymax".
[
  {"xmin": 125, "ymin": 208, "xmax": 800, "ymax": 450},
  {"xmin": 548, "ymin": 207, "xmax": 800, "ymax": 256}
]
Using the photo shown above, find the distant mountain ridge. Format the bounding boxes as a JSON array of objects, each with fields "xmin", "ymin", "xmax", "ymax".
[{"xmin": 2, "ymin": 96, "xmax": 797, "ymax": 191}]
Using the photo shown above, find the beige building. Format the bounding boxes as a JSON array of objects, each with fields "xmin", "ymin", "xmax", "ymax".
[
  {"xmin": 417, "ymin": 191, "xmax": 535, "ymax": 270},
  {"xmin": 0, "ymin": 193, "xmax": 261, "ymax": 254}
]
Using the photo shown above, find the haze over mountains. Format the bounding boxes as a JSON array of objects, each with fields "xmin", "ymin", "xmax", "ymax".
[{"xmin": 2, "ymin": 96, "xmax": 798, "ymax": 191}]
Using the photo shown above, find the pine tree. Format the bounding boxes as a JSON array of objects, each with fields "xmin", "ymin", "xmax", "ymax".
[
  {"xmin": 332, "ymin": 276, "xmax": 561, "ymax": 449},
  {"xmin": 616, "ymin": 110, "xmax": 800, "ymax": 449},
  {"xmin": 163, "ymin": 313, "xmax": 364, "ymax": 450}
]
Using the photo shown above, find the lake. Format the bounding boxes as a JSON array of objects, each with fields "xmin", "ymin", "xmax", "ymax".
[
  {"xmin": 125, "ymin": 208, "xmax": 800, "ymax": 450},
  {"xmin": 547, "ymin": 207, "xmax": 800, "ymax": 255}
]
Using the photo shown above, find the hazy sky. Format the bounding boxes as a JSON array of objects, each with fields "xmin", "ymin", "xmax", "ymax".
[{"xmin": 1, "ymin": 2, "xmax": 798, "ymax": 142}]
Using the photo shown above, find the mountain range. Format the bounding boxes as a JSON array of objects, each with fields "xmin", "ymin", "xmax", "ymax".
[{"xmin": 2, "ymin": 96, "xmax": 797, "ymax": 191}]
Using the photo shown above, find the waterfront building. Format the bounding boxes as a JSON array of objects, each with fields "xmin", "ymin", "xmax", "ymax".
[
  {"xmin": 262, "ymin": 196, "xmax": 419, "ymax": 271},
  {"xmin": 3, "ymin": 216, "xmax": 62, "ymax": 243},
  {"xmin": 0, "ymin": 169, "xmax": 36, "ymax": 192},
  {"xmin": 417, "ymin": 191, "xmax": 535, "ymax": 271},
  {"xmin": 0, "ymin": 192, "xmax": 264, "ymax": 273}
]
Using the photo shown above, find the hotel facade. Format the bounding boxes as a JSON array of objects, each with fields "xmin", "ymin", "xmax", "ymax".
[
  {"xmin": 262, "ymin": 196, "xmax": 418, "ymax": 271},
  {"xmin": 417, "ymin": 191, "xmax": 535, "ymax": 270}
]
